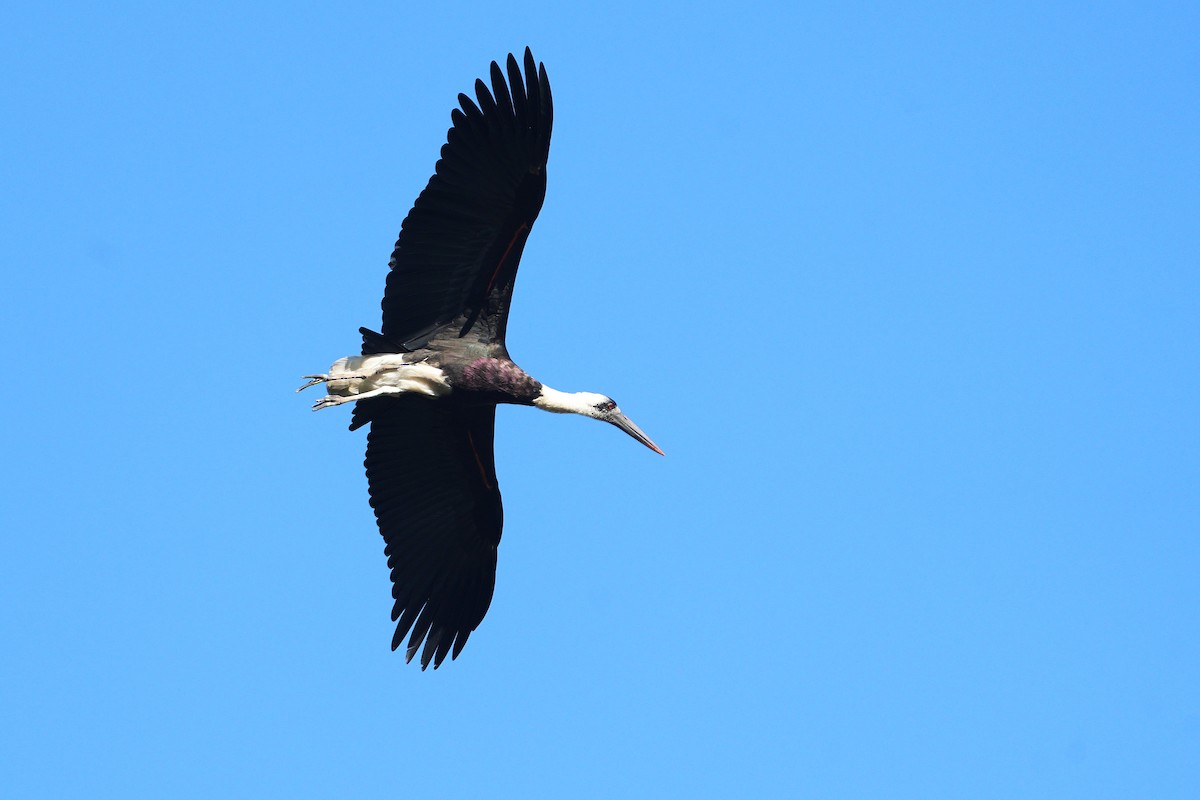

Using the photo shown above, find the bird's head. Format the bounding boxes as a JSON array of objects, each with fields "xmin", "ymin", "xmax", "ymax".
[{"xmin": 534, "ymin": 388, "xmax": 664, "ymax": 455}]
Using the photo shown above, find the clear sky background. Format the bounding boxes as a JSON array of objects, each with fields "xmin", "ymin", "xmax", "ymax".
[{"xmin": 2, "ymin": 2, "xmax": 1198, "ymax": 797}]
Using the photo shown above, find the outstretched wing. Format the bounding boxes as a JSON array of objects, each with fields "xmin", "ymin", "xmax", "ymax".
[
  {"xmin": 380, "ymin": 47, "xmax": 553, "ymax": 348},
  {"xmin": 355, "ymin": 398, "xmax": 503, "ymax": 669}
]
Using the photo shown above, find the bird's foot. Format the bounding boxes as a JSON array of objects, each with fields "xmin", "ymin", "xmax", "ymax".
[
  {"xmin": 298, "ymin": 373, "xmax": 368, "ymax": 393},
  {"xmin": 310, "ymin": 394, "xmax": 348, "ymax": 411},
  {"xmin": 297, "ymin": 374, "xmax": 329, "ymax": 392}
]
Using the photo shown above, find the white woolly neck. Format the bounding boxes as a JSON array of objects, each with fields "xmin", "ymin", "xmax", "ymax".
[{"xmin": 532, "ymin": 386, "xmax": 608, "ymax": 416}]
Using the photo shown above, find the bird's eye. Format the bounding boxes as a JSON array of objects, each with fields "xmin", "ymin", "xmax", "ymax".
[{"xmin": 595, "ymin": 400, "xmax": 617, "ymax": 413}]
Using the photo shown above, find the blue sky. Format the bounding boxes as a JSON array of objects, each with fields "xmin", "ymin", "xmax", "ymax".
[{"xmin": 2, "ymin": 2, "xmax": 1198, "ymax": 797}]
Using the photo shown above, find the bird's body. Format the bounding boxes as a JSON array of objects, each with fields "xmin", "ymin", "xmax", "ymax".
[{"xmin": 301, "ymin": 49, "xmax": 661, "ymax": 670}]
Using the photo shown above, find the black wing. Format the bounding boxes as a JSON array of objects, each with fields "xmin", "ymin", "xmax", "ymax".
[
  {"xmin": 355, "ymin": 398, "xmax": 503, "ymax": 669},
  {"xmin": 380, "ymin": 48, "xmax": 553, "ymax": 348}
]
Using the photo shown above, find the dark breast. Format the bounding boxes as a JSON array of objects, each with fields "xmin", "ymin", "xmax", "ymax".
[{"xmin": 454, "ymin": 357, "xmax": 542, "ymax": 404}]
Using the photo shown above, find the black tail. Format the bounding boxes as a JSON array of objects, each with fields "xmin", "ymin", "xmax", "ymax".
[{"xmin": 359, "ymin": 327, "xmax": 408, "ymax": 356}]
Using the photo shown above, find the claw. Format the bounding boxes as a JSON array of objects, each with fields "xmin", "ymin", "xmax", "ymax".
[
  {"xmin": 297, "ymin": 375, "xmax": 327, "ymax": 392},
  {"xmin": 311, "ymin": 395, "xmax": 345, "ymax": 411}
]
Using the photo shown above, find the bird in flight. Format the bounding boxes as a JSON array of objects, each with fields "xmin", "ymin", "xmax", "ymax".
[{"xmin": 300, "ymin": 49, "xmax": 663, "ymax": 669}]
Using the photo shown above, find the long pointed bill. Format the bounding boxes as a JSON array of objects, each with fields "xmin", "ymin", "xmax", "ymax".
[{"xmin": 607, "ymin": 410, "xmax": 665, "ymax": 456}]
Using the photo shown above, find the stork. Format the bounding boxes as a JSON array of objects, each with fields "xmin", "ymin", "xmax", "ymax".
[{"xmin": 300, "ymin": 49, "xmax": 662, "ymax": 669}]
